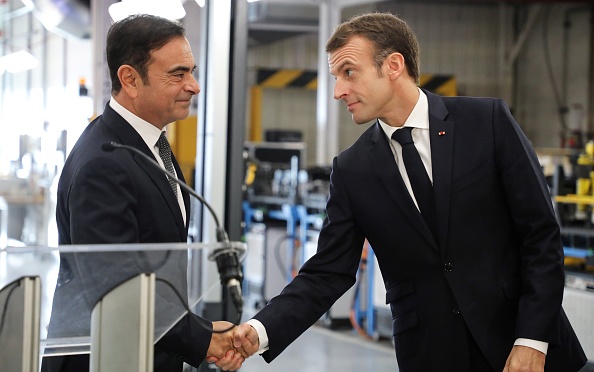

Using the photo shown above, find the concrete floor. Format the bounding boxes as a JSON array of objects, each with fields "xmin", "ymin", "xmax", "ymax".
[{"xmin": 237, "ymin": 324, "xmax": 398, "ymax": 372}]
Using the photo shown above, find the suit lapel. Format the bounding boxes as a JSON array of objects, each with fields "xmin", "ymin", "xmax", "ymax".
[
  {"xmin": 132, "ymin": 149, "xmax": 187, "ymax": 239},
  {"xmin": 369, "ymin": 122, "xmax": 438, "ymax": 248},
  {"xmin": 425, "ymin": 90, "xmax": 454, "ymax": 256},
  {"xmin": 103, "ymin": 104, "xmax": 188, "ymax": 239}
]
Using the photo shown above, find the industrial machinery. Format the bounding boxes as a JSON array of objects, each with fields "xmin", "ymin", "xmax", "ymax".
[
  {"xmin": 571, "ymin": 140, "xmax": 594, "ymax": 221},
  {"xmin": 552, "ymin": 141, "xmax": 594, "ymax": 270},
  {"xmin": 241, "ymin": 139, "xmax": 356, "ymax": 326},
  {"xmin": 243, "ymin": 141, "xmax": 306, "ymax": 209}
]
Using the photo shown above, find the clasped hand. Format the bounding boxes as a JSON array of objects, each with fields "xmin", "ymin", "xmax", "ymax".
[{"xmin": 206, "ymin": 322, "xmax": 260, "ymax": 371}]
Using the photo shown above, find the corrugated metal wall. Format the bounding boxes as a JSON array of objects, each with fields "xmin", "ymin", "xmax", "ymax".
[
  {"xmin": 515, "ymin": 5, "xmax": 592, "ymax": 148},
  {"xmin": 386, "ymin": 2, "xmax": 507, "ymax": 97}
]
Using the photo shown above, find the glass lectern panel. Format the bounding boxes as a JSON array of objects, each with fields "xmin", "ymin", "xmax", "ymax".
[{"xmin": 0, "ymin": 242, "xmax": 244, "ymax": 357}]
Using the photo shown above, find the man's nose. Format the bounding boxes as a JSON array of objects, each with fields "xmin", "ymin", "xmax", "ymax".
[
  {"xmin": 333, "ymin": 79, "xmax": 346, "ymax": 100},
  {"xmin": 187, "ymin": 75, "xmax": 200, "ymax": 95}
]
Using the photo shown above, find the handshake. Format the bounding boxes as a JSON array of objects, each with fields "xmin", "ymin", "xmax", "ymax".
[{"xmin": 205, "ymin": 321, "xmax": 260, "ymax": 371}]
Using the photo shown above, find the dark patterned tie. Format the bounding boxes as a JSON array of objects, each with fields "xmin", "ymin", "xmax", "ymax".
[
  {"xmin": 392, "ymin": 127, "xmax": 437, "ymax": 237},
  {"xmin": 156, "ymin": 132, "xmax": 178, "ymax": 197}
]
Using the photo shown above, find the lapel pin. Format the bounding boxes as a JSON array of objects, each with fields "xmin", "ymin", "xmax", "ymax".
[{"xmin": 438, "ymin": 131, "xmax": 446, "ymax": 136}]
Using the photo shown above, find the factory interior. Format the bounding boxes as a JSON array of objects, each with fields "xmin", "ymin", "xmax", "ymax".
[{"xmin": 1, "ymin": 0, "xmax": 594, "ymax": 371}]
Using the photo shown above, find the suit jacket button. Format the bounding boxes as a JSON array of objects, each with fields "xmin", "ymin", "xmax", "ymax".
[
  {"xmin": 444, "ymin": 262, "xmax": 454, "ymax": 272},
  {"xmin": 452, "ymin": 308, "xmax": 461, "ymax": 315}
]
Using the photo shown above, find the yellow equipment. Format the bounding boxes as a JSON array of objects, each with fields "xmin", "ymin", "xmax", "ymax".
[{"xmin": 571, "ymin": 140, "xmax": 594, "ymax": 220}]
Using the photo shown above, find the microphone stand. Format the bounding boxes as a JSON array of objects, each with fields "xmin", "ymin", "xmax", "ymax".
[{"xmin": 101, "ymin": 141, "xmax": 245, "ymax": 318}]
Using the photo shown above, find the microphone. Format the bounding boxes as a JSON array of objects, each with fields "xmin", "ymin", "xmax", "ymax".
[{"xmin": 101, "ymin": 141, "xmax": 245, "ymax": 311}]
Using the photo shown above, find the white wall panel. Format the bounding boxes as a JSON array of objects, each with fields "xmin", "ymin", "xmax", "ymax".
[{"xmin": 563, "ymin": 287, "xmax": 594, "ymax": 362}]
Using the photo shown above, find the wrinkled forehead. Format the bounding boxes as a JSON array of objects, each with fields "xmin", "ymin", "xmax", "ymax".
[{"xmin": 328, "ymin": 36, "xmax": 373, "ymax": 74}]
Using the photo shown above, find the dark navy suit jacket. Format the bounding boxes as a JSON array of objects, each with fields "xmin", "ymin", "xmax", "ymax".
[
  {"xmin": 253, "ymin": 90, "xmax": 587, "ymax": 371},
  {"xmin": 43, "ymin": 103, "xmax": 211, "ymax": 372}
]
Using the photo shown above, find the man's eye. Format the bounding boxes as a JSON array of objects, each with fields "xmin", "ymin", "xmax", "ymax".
[{"xmin": 346, "ymin": 69, "xmax": 354, "ymax": 77}]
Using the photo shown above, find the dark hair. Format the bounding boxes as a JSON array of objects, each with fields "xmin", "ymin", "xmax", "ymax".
[
  {"xmin": 326, "ymin": 12, "xmax": 420, "ymax": 84},
  {"xmin": 106, "ymin": 14, "xmax": 186, "ymax": 94}
]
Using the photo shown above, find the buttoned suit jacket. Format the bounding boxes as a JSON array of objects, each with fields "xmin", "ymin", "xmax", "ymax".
[
  {"xmin": 253, "ymin": 90, "xmax": 587, "ymax": 371},
  {"xmin": 42, "ymin": 103, "xmax": 211, "ymax": 372}
]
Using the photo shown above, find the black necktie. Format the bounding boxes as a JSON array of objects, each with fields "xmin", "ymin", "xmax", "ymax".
[
  {"xmin": 392, "ymin": 127, "xmax": 437, "ymax": 237},
  {"xmin": 156, "ymin": 132, "xmax": 178, "ymax": 197}
]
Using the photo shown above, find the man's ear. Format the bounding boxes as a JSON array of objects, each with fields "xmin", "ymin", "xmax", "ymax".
[
  {"xmin": 386, "ymin": 52, "xmax": 406, "ymax": 80},
  {"xmin": 117, "ymin": 65, "xmax": 139, "ymax": 98}
]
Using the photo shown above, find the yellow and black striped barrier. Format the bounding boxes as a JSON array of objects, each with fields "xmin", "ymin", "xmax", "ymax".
[
  {"xmin": 256, "ymin": 68, "xmax": 318, "ymax": 90},
  {"xmin": 419, "ymin": 74, "xmax": 457, "ymax": 97},
  {"xmin": 254, "ymin": 68, "xmax": 456, "ymax": 94}
]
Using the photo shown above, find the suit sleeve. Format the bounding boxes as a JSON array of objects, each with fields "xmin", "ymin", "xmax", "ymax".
[
  {"xmin": 253, "ymin": 156, "xmax": 365, "ymax": 362},
  {"xmin": 155, "ymin": 313, "xmax": 213, "ymax": 367},
  {"xmin": 492, "ymin": 99, "xmax": 565, "ymax": 345}
]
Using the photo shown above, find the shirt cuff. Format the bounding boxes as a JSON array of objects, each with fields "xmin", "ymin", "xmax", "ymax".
[
  {"xmin": 246, "ymin": 319, "xmax": 270, "ymax": 354},
  {"xmin": 514, "ymin": 338, "xmax": 548, "ymax": 355}
]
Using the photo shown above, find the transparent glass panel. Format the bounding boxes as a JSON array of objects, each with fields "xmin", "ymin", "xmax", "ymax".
[{"xmin": 0, "ymin": 242, "xmax": 246, "ymax": 357}]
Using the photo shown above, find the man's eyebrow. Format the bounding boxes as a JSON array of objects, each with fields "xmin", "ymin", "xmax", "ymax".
[
  {"xmin": 168, "ymin": 65, "xmax": 195, "ymax": 74},
  {"xmin": 330, "ymin": 60, "xmax": 353, "ymax": 75}
]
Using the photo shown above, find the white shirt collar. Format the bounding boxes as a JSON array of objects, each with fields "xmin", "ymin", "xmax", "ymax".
[
  {"xmin": 109, "ymin": 98, "xmax": 165, "ymax": 149},
  {"xmin": 379, "ymin": 88, "xmax": 428, "ymax": 139}
]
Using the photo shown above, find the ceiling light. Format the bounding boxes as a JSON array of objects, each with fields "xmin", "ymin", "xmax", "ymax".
[
  {"xmin": 109, "ymin": 0, "xmax": 186, "ymax": 22},
  {"xmin": 0, "ymin": 51, "xmax": 38, "ymax": 74}
]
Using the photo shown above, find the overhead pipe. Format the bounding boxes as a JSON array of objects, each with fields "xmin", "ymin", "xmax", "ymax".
[
  {"xmin": 4, "ymin": 0, "xmax": 34, "ymax": 20},
  {"xmin": 560, "ymin": 5, "xmax": 593, "ymax": 137},
  {"xmin": 588, "ymin": 4, "xmax": 594, "ymax": 134}
]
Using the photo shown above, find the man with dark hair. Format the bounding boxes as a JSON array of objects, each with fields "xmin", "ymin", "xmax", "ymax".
[
  {"xmin": 42, "ymin": 14, "xmax": 243, "ymax": 372},
  {"xmin": 232, "ymin": 12, "xmax": 587, "ymax": 372}
]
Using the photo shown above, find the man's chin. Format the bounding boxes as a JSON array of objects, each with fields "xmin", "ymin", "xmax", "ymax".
[
  {"xmin": 175, "ymin": 109, "xmax": 191, "ymax": 120},
  {"xmin": 352, "ymin": 115, "xmax": 372, "ymax": 125}
]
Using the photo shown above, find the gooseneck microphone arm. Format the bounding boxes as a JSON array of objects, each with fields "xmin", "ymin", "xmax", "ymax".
[
  {"xmin": 101, "ymin": 142, "xmax": 222, "ymax": 234},
  {"xmin": 101, "ymin": 141, "xmax": 244, "ymax": 312}
]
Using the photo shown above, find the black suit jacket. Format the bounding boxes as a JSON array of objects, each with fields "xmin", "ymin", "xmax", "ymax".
[
  {"xmin": 253, "ymin": 90, "xmax": 587, "ymax": 371},
  {"xmin": 42, "ymin": 103, "xmax": 211, "ymax": 372}
]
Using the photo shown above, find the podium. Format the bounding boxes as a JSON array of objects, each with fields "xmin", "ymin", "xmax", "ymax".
[
  {"xmin": 0, "ymin": 276, "xmax": 41, "ymax": 372},
  {"xmin": 0, "ymin": 242, "xmax": 246, "ymax": 372}
]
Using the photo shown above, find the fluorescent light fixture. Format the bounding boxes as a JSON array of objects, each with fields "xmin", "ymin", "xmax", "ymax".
[
  {"xmin": 109, "ymin": 0, "xmax": 186, "ymax": 22},
  {"xmin": 0, "ymin": 51, "xmax": 39, "ymax": 73}
]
